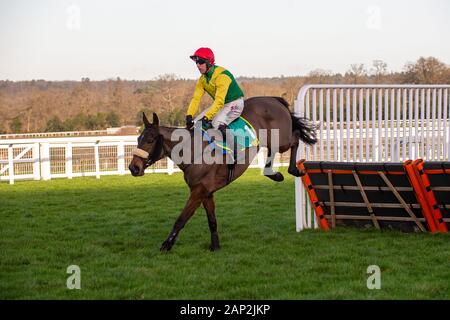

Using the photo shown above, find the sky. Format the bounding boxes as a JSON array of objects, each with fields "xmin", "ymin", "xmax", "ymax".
[{"xmin": 0, "ymin": 0, "xmax": 449, "ymax": 81}]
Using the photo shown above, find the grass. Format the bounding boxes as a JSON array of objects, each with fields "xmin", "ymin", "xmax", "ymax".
[{"xmin": 1, "ymin": 167, "xmax": 450, "ymax": 299}]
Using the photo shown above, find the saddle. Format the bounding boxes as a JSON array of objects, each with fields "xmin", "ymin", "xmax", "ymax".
[
  {"xmin": 198, "ymin": 116, "xmax": 259, "ymax": 184},
  {"xmin": 200, "ymin": 116, "xmax": 259, "ymax": 154}
]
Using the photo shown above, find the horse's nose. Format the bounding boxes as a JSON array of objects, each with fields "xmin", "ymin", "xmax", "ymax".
[{"xmin": 129, "ymin": 164, "xmax": 140, "ymax": 176}]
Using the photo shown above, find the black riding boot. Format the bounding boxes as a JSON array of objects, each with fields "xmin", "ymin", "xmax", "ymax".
[
  {"xmin": 217, "ymin": 124, "xmax": 227, "ymax": 143},
  {"xmin": 218, "ymin": 124, "xmax": 236, "ymax": 166}
]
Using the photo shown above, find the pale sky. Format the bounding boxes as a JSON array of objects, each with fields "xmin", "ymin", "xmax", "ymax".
[{"xmin": 1, "ymin": 0, "xmax": 449, "ymax": 81}]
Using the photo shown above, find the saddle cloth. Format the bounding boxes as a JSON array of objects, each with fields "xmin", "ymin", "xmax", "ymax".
[{"xmin": 200, "ymin": 116, "xmax": 259, "ymax": 155}]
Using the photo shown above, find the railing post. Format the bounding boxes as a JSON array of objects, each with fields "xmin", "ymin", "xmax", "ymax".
[
  {"xmin": 40, "ymin": 142, "xmax": 51, "ymax": 181},
  {"xmin": 117, "ymin": 141, "xmax": 125, "ymax": 175},
  {"xmin": 94, "ymin": 141, "xmax": 100, "ymax": 179},
  {"xmin": 448, "ymin": 115, "xmax": 450, "ymax": 160},
  {"xmin": 167, "ymin": 158, "xmax": 174, "ymax": 175},
  {"xmin": 33, "ymin": 142, "xmax": 40, "ymax": 181},
  {"xmin": 374, "ymin": 129, "xmax": 380, "ymax": 161},
  {"xmin": 257, "ymin": 148, "xmax": 266, "ymax": 169},
  {"xmin": 66, "ymin": 142, "xmax": 73, "ymax": 179},
  {"xmin": 295, "ymin": 178, "xmax": 304, "ymax": 231},
  {"xmin": 8, "ymin": 144, "xmax": 14, "ymax": 185},
  {"xmin": 448, "ymin": 123, "xmax": 450, "ymax": 160},
  {"xmin": 294, "ymin": 96, "xmax": 307, "ymax": 231}
]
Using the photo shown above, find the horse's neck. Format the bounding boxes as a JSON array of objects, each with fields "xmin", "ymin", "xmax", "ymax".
[
  {"xmin": 159, "ymin": 126, "xmax": 206, "ymax": 172},
  {"xmin": 160, "ymin": 126, "xmax": 198, "ymax": 172},
  {"xmin": 159, "ymin": 126, "xmax": 178, "ymax": 156}
]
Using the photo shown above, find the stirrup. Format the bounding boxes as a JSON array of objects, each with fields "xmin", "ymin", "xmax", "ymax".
[
  {"xmin": 227, "ymin": 162, "xmax": 235, "ymax": 184},
  {"xmin": 226, "ymin": 152, "xmax": 236, "ymax": 165},
  {"xmin": 226, "ymin": 143, "xmax": 237, "ymax": 184}
]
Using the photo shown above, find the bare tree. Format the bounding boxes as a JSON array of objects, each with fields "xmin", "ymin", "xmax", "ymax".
[
  {"xmin": 145, "ymin": 74, "xmax": 182, "ymax": 113},
  {"xmin": 282, "ymin": 77, "xmax": 304, "ymax": 105},
  {"xmin": 346, "ymin": 64, "xmax": 367, "ymax": 84},
  {"xmin": 371, "ymin": 60, "xmax": 388, "ymax": 83},
  {"xmin": 306, "ymin": 69, "xmax": 333, "ymax": 84}
]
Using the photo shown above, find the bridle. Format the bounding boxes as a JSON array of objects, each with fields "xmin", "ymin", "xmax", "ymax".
[{"xmin": 132, "ymin": 134, "xmax": 164, "ymax": 168}]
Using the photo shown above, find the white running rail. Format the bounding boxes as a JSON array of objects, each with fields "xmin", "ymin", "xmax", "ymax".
[{"xmin": 0, "ymin": 135, "xmax": 288, "ymax": 184}]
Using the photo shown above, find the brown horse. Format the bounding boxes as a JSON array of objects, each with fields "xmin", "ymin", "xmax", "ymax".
[{"xmin": 128, "ymin": 96, "xmax": 316, "ymax": 251}]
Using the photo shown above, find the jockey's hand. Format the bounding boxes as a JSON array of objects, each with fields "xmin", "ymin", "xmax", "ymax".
[
  {"xmin": 201, "ymin": 116, "xmax": 212, "ymax": 129},
  {"xmin": 185, "ymin": 115, "xmax": 194, "ymax": 130}
]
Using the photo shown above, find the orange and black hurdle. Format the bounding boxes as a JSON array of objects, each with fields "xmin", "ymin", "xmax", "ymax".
[
  {"xmin": 412, "ymin": 159, "xmax": 450, "ymax": 232},
  {"xmin": 403, "ymin": 160, "xmax": 438, "ymax": 232},
  {"xmin": 296, "ymin": 159, "xmax": 449, "ymax": 233},
  {"xmin": 296, "ymin": 160, "xmax": 330, "ymax": 230}
]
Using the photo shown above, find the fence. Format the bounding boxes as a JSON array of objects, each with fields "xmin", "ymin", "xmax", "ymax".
[
  {"xmin": 0, "ymin": 129, "xmax": 110, "ymax": 140},
  {"xmin": 294, "ymin": 84, "xmax": 450, "ymax": 231},
  {"xmin": 0, "ymin": 135, "xmax": 290, "ymax": 184}
]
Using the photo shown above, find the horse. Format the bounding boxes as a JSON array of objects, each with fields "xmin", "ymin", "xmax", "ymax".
[{"xmin": 128, "ymin": 96, "xmax": 317, "ymax": 251}]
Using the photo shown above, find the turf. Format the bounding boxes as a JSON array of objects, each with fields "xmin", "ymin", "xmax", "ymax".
[{"xmin": 1, "ymin": 168, "xmax": 450, "ymax": 299}]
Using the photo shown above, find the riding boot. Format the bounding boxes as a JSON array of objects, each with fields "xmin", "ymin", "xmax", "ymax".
[
  {"xmin": 217, "ymin": 124, "xmax": 227, "ymax": 142},
  {"xmin": 218, "ymin": 124, "xmax": 236, "ymax": 166}
]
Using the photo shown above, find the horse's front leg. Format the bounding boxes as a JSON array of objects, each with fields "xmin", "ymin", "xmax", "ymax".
[
  {"xmin": 160, "ymin": 185, "xmax": 206, "ymax": 252},
  {"xmin": 203, "ymin": 194, "xmax": 220, "ymax": 251}
]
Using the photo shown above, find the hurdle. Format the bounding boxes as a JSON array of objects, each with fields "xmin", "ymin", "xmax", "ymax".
[
  {"xmin": 412, "ymin": 159, "xmax": 450, "ymax": 231},
  {"xmin": 296, "ymin": 159, "xmax": 450, "ymax": 233}
]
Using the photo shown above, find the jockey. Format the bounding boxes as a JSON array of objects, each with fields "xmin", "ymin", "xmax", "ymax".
[{"xmin": 185, "ymin": 48, "xmax": 244, "ymax": 144}]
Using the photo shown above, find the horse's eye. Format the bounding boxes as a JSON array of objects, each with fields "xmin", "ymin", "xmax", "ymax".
[{"xmin": 138, "ymin": 133, "xmax": 153, "ymax": 144}]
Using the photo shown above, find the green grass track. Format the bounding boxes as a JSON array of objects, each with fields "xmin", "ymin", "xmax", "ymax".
[{"xmin": 1, "ymin": 168, "xmax": 450, "ymax": 299}]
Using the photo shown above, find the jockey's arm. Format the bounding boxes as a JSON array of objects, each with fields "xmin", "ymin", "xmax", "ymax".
[
  {"xmin": 186, "ymin": 78, "xmax": 205, "ymax": 117},
  {"xmin": 204, "ymin": 74, "xmax": 232, "ymax": 120}
]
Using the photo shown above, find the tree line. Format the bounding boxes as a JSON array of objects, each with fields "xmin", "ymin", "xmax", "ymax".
[{"xmin": 0, "ymin": 56, "xmax": 449, "ymax": 134}]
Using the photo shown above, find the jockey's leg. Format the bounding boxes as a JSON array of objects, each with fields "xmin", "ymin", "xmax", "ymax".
[
  {"xmin": 212, "ymin": 97, "xmax": 244, "ymax": 128},
  {"xmin": 211, "ymin": 98, "xmax": 244, "ymax": 165}
]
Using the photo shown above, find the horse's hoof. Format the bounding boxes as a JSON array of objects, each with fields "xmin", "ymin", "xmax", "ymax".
[
  {"xmin": 209, "ymin": 244, "xmax": 220, "ymax": 251},
  {"xmin": 265, "ymin": 172, "xmax": 284, "ymax": 182},
  {"xmin": 288, "ymin": 167, "xmax": 304, "ymax": 177},
  {"xmin": 160, "ymin": 240, "xmax": 174, "ymax": 252}
]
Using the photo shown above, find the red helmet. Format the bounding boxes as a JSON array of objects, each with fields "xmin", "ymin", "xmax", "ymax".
[{"xmin": 190, "ymin": 47, "xmax": 215, "ymax": 65}]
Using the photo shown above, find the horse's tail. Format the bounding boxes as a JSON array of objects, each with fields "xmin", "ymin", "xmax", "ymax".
[
  {"xmin": 291, "ymin": 115, "xmax": 318, "ymax": 145},
  {"xmin": 271, "ymin": 96, "xmax": 318, "ymax": 145}
]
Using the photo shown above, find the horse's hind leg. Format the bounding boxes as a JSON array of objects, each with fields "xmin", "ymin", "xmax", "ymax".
[
  {"xmin": 287, "ymin": 133, "xmax": 303, "ymax": 177},
  {"xmin": 263, "ymin": 148, "xmax": 284, "ymax": 182},
  {"xmin": 160, "ymin": 185, "xmax": 206, "ymax": 252},
  {"xmin": 203, "ymin": 194, "xmax": 220, "ymax": 251}
]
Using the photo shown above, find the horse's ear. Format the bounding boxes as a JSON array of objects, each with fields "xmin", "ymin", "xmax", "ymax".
[
  {"xmin": 152, "ymin": 113, "xmax": 159, "ymax": 126},
  {"xmin": 143, "ymin": 112, "xmax": 151, "ymax": 128}
]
